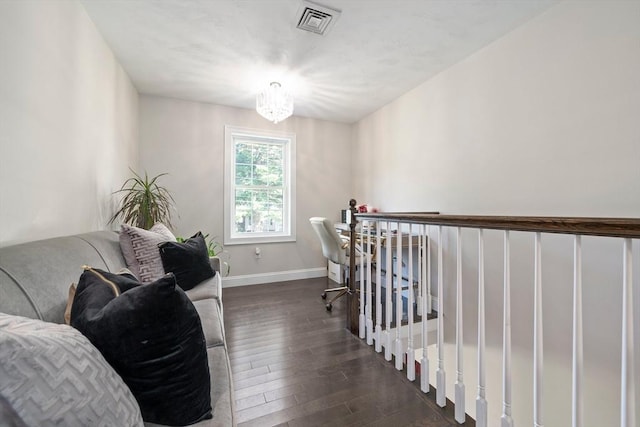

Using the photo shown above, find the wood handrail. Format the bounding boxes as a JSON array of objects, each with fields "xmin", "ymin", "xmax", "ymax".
[{"xmin": 355, "ymin": 212, "xmax": 640, "ymax": 238}]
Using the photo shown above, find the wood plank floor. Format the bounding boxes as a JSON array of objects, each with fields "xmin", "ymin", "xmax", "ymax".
[{"xmin": 224, "ymin": 277, "xmax": 474, "ymax": 427}]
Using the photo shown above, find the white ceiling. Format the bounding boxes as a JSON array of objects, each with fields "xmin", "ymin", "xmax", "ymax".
[{"xmin": 81, "ymin": 0, "xmax": 559, "ymax": 123}]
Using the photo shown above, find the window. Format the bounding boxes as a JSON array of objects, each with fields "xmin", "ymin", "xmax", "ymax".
[{"xmin": 224, "ymin": 126, "xmax": 296, "ymax": 245}]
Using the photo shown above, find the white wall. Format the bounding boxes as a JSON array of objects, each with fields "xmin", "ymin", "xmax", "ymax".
[
  {"xmin": 0, "ymin": 0, "xmax": 139, "ymax": 247},
  {"xmin": 352, "ymin": 1, "xmax": 639, "ymax": 426},
  {"xmin": 139, "ymin": 95, "xmax": 352, "ymax": 282},
  {"xmin": 354, "ymin": 2, "xmax": 639, "ymax": 217}
]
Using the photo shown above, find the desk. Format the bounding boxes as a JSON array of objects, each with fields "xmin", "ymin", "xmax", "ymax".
[
  {"xmin": 335, "ymin": 223, "xmax": 420, "ymax": 251},
  {"xmin": 334, "ymin": 223, "xmax": 422, "ymax": 270}
]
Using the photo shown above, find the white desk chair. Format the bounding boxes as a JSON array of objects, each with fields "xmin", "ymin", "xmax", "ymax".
[{"xmin": 309, "ymin": 217, "xmax": 366, "ymax": 311}]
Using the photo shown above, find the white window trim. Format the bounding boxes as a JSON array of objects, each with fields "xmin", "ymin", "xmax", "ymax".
[{"xmin": 224, "ymin": 125, "xmax": 296, "ymax": 245}]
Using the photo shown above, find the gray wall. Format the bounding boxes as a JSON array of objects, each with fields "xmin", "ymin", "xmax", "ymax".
[
  {"xmin": 139, "ymin": 95, "xmax": 353, "ymax": 283},
  {"xmin": 0, "ymin": 1, "xmax": 139, "ymax": 247},
  {"xmin": 352, "ymin": 1, "xmax": 640, "ymax": 426}
]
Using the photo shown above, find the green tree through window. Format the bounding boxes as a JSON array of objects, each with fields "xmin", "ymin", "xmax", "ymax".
[{"xmin": 224, "ymin": 127, "xmax": 296, "ymax": 244}]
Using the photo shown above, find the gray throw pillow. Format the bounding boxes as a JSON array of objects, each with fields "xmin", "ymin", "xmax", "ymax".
[{"xmin": 0, "ymin": 314, "xmax": 143, "ymax": 427}]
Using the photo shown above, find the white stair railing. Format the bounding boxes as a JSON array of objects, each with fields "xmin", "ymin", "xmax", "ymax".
[
  {"xmin": 407, "ymin": 225, "xmax": 416, "ymax": 381},
  {"xmin": 436, "ymin": 224, "xmax": 447, "ymax": 407},
  {"xmin": 359, "ymin": 219, "xmax": 366, "ymax": 340},
  {"xmin": 621, "ymin": 238, "xmax": 635, "ymax": 427},
  {"xmin": 345, "ymin": 209, "xmax": 638, "ymax": 427},
  {"xmin": 365, "ymin": 221, "xmax": 374, "ymax": 345},
  {"xmin": 501, "ymin": 230, "xmax": 514, "ymax": 427},
  {"xmin": 374, "ymin": 223, "xmax": 383, "ymax": 353},
  {"xmin": 455, "ymin": 227, "xmax": 465, "ymax": 422},
  {"xmin": 420, "ymin": 224, "xmax": 431, "ymax": 393},
  {"xmin": 476, "ymin": 228, "xmax": 487, "ymax": 427},
  {"xmin": 395, "ymin": 223, "xmax": 403, "ymax": 371},
  {"xmin": 572, "ymin": 235, "xmax": 583, "ymax": 427},
  {"xmin": 534, "ymin": 232, "xmax": 544, "ymax": 427},
  {"xmin": 384, "ymin": 221, "xmax": 393, "ymax": 361}
]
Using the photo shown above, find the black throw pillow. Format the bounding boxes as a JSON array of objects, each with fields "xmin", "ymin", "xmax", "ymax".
[
  {"xmin": 159, "ymin": 231, "xmax": 215, "ymax": 291},
  {"xmin": 70, "ymin": 267, "xmax": 139, "ymax": 331},
  {"xmin": 70, "ymin": 267, "xmax": 212, "ymax": 426}
]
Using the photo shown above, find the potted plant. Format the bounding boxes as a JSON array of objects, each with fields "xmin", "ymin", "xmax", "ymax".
[{"xmin": 109, "ymin": 169, "xmax": 176, "ymax": 230}]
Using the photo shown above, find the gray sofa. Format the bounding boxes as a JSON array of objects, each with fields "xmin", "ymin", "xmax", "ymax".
[{"xmin": 0, "ymin": 231, "xmax": 235, "ymax": 427}]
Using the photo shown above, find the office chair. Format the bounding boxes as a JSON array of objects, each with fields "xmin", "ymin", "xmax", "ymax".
[{"xmin": 309, "ymin": 217, "xmax": 365, "ymax": 311}]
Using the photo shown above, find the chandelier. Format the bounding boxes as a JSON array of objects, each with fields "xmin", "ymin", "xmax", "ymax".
[{"xmin": 256, "ymin": 82, "xmax": 294, "ymax": 124}]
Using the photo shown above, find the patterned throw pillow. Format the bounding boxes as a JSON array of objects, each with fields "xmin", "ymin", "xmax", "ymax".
[
  {"xmin": 0, "ymin": 314, "xmax": 144, "ymax": 427},
  {"xmin": 119, "ymin": 223, "xmax": 176, "ymax": 282}
]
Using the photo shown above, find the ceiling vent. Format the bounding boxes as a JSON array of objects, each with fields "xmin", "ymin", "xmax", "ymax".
[{"xmin": 295, "ymin": 0, "xmax": 341, "ymax": 36}]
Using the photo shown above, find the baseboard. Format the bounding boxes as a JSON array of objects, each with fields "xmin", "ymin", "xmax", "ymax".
[{"xmin": 222, "ymin": 267, "xmax": 327, "ymax": 288}]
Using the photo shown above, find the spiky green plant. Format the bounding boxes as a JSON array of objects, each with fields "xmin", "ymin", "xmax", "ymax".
[{"xmin": 108, "ymin": 169, "xmax": 176, "ymax": 230}]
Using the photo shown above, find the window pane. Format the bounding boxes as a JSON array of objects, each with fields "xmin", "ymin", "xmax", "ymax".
[
  {"xmin": 235, "ymin": 164, "xmax": 252, "ymax": 185},
  {"xmin": 235, "ymin": 189, "xmax": 252, "ymax": 203},
  {"xmin": 252, "ymin": 165, "xmax": 269, "ymax": 186},
  {"xmin": 267, "ymin": 145, "xmax": 283, "ymax": 186},
  {"xmin": 233, "ymin": 188, "xmax": 284, "ymax": 234},
  {"xmin": 235, "ymin": 143, "xmax": 252, "ymax": 164},
  {"xmin": 252, "ymin": 144, "xmax": 268, "ymax": 165},
  {"xmin": 267, "ymin": 162, "xmax": 283, "ymax": 186},
  {"xmin": 267, "ymin": 145, "xmax": 283, "ymax": 163},
  {"xmin": 268, "ymin": 189, "xmax": 283, "ymax": 205},
  {"xmin": 263, "ymin": 189, "xmax": 283, "ymax": 232},
  {"xmin": 233, "ymin": 189, "xmax": 250, "ymax": 232}
]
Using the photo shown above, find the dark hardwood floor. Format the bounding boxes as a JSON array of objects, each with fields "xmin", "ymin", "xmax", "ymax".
[{"xmin": 224, "ymin": 277, "xmax": 474, "ymax": 427}]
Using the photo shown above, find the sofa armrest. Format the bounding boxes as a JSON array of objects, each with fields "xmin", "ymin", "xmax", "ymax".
[
  {"xmin": 209, "ymin": 257, "xmax": 221, "ymax": 274},
  {"xmin": 207, "ymin": 257, "xmax": 223, "ymax": 306}
]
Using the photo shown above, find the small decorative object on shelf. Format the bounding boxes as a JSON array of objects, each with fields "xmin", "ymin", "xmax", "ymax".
[{"xmin": 356, "ymin": 203, "xmax": 379, "ymax": 213}]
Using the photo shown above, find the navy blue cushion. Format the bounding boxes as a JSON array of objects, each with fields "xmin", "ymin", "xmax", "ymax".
[{"xmin": 70, "ymin": 268, "xmax": 212, "ymax": 426}]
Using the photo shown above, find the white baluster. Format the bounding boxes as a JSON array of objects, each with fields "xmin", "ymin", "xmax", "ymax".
[
  {"xmin": 359, "ymin": 220, "xmax": 366, "ymax": 339},
  {"xmin": 455, "ymin": 227, "xmax": 465, "ymax": 423},
  {"xmin": 427, "ymin": 228, "xmax": 432, "ymax": 315},
  {"xmin": 501, "ymin": 230, "xmax": 514, "ymax": 427},
  {"xmin": 417, "ymin": 232, "xmax": 423, "ymax": 316},
  {"xmin": 366, "ymin": 221, "xmax": 374, "ymax": 345},
  {"xmin": 385, "ymin": 221, "xmax": 393, "ymax": 361},
  {"xmin": 534, "ymin": 232, "xmax": 544, "ymax": 427},
  {"xmin": 395, "ymin": 223, "xmax": 404, "ymax": 370},
  {"xmin": 437, "ymin": 225, "xmax": 446, "ymax": 407},
  {"xmin": 424, "ymin": 226, "xmax": 433, "ymax": 314},
  {"xmin": 421, "ymin": 224, "xmax": 430, "ymax": 394},
  {"xmin": 476, "ymin": 229, "xmax": 487, "ymax": 427},
  {"xmin": 375, "ymin": 221, "xmax": 383, "ymax": 353},
  {"xmin": 621, "ymin": 238, "xmax": 635, "ymax": 427},
  {"xmin": 572, "ymin": 235, "xmax": 583, "ymax": 427},
  {"xmin": 407, "ymin": 224, "xmax": 416, "ymax": 381}
]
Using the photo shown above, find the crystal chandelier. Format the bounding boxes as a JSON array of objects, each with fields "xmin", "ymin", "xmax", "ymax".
[{"xmin": 256, "ymin": 82, "xmax": 294, "ymax": 124}]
